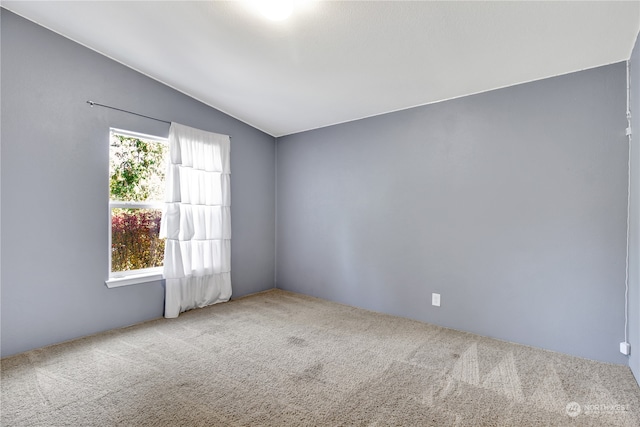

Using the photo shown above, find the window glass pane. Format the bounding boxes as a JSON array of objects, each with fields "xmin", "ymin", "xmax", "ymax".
[
  {"xmin": 109, "ymin": 130, "xmax": 167, "ymax": 276},
  {"xmin": 111, "ymin": 208, "xmax": 164, "ymax": 273}
]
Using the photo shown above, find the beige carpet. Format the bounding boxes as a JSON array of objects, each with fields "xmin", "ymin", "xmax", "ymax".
[{"xmin": 2, "ymin": 289, "xmax": 639, "ymax": 426}]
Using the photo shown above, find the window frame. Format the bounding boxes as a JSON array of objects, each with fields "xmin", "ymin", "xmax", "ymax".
[{"xmin": 106, "ymin": 128, "xmax": 168, "ymax": 288}]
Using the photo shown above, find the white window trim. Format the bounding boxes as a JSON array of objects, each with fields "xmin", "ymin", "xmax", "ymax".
[
  {"xmin": 110, "ymin": 127, "xmax": 168, "ymax": 144},
  {"xmin": 107, "ymin": 129, "xmax": 168, "ymax": 288},
  {"xmin": 109, "ymin": 201, "xmax": 164, "ymax": 209},
  {"xmin": 105, "ymin": 269, "xmax": 164, "ymax": 288}
]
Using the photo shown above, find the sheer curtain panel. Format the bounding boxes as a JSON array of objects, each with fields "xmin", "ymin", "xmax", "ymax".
[{"xmin": 160, "ymin": 123, "xmax": 231, "ymax": 318}]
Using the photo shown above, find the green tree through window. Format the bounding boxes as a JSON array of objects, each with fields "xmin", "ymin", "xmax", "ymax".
[{"xmin": 110, "ymin": 134, "xmax": 166, "ymax": 202}]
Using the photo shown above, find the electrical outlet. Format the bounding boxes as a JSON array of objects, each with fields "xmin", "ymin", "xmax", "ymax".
[
  {"xmin": 432, "ymin": 293, "xmax": 440, "ymax": 307},
  {"xmin": 620, "ymin": 342, "xmax": 630, "ymax": 355}
]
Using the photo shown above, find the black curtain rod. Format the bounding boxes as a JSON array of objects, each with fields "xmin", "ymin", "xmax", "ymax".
[{"xmin": 87, "ymin": 101, "xmax": 171, "ymax": 125}]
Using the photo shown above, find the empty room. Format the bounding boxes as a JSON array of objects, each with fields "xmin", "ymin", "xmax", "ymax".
[{"xmin": 2, "ymin": 1, "xmax": 640, "ymax": 425}]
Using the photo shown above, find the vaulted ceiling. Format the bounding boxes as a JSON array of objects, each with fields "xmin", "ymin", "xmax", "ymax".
[{"xmin": 3, "ymin": 1, "xmax": 639, "ymax": 137}]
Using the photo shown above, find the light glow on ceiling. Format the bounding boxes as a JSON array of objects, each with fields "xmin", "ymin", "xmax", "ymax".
[
  {"xmin": 245, "ymin": 0, "xmax": 314, "ymax": 22},
  {"xmin": 261, "ymin": 1, "xmax": 293, "ymax": 21}
]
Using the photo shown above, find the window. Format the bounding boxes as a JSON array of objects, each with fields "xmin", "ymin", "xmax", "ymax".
[{"xmin": 107, "ymin": 129, "xmax": 168, "ymax": 286}]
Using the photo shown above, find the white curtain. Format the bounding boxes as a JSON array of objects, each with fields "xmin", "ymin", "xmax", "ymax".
[{"xmin": 160, "ymin": 122, "xmax": 231, "ymax": 318}]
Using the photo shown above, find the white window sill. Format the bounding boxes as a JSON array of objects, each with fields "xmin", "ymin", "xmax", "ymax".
[{"xmin": 106, "ymin": 272, "xmax": 164, "ymax": 288}]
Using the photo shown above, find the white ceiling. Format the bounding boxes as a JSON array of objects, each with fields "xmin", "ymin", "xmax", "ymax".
[{"xmin": 3, "ymin": 1, "xmax": 640, "ymax": 137}]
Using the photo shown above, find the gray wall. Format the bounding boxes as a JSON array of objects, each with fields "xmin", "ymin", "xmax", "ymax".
[
  {"xmin": 0, "ymin": 10, "xmax": 276, "ymax": 358},
  {"xmin": 277, "ymin": 62, "xmax": 630, "ymax": 364},
  {"xmin": 629, "ymin": 31, "xmax": 640, "ymax": 381}
]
